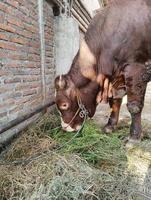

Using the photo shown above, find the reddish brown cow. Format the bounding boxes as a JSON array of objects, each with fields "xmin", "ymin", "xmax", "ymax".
[{"xmin": 54, "ymin": 0, "xmax": 151, "ymax": 143}]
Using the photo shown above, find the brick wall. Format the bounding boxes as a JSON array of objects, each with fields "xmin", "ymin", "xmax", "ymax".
[
  {"xmin": 0, "ymin": 0, "xmax": 55, "ymax": 127},
  {"xmin": 43, "ymin": 0, "xmax": 55, "ymax": 103}
]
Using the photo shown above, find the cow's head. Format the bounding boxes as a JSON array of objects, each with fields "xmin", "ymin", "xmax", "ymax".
[{"xmin": 55, "ymin": 75, "xmax": 99, "ymax": 132}]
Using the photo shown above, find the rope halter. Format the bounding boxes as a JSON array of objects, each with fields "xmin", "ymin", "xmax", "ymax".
[
  {"xmin": 61, "ymin": 89, "xmax": 89, "ymax": 129},
  {"xmin": 76, "ymin": 93, "xmax": 89, "ymax": 119}
]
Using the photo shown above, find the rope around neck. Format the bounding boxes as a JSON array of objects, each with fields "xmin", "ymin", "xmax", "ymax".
[{"xmin": 62, "ymin": 89, "xmax": 89, "ymax": 129}]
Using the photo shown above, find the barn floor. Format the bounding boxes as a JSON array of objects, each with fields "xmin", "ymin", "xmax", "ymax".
[
  {"xmin": 94, "ymin": 82, "xmax": 151, "ymax": 200},
  {"xmin": 0, "ymin": 83, "xmax": 150, "ymax": 200},
  {"xmin": 94, "ymin": 82, "xmax": 151, "ymax": 127}
]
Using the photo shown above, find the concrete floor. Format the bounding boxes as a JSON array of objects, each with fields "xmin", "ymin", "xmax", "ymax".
[{"xmin": 94, "ymin": 82, "xmax": 151, "ymax": 128}]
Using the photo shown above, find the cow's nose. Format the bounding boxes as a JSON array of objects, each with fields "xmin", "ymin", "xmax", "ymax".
[
  {"xmin": 61, "ymin": 118, "xmax": 82, "ymax": 132},
  {"xmin": 62, "ymin": 125, "xmax": 81, "ymax": 132},
  {"xmin": 75, "ymin": 125, "xmax": 82, "ymax": 131},
  {"xmin": 61, "ymin": 118, "xmax": 75, "ymax": 132},
  {"xmin": 62, "ymin": 125, "xmax": 75, "ymax": 132}
]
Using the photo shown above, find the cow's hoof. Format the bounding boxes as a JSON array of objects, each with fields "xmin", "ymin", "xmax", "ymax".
[
  {"xmin": 103, "ymin": 124, "xmax": 115, "ymax": 134},
  {"xmin": 123, "ymin": 136, "xmax": 141, "ymax": 148}
]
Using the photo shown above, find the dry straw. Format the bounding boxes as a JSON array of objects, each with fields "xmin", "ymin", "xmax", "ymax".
[{"xmin": 0, "ymin": 111, "xmax": 151, "ymax": 200}]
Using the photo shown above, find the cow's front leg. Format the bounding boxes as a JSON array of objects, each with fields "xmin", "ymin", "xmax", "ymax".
[
  {"xmin": 104, "ymin": 98, "xmax": 122, "ymax": 133},
  {"xmin": 124, "ymin": 64, "xmax": 148, "ymax": 142}
]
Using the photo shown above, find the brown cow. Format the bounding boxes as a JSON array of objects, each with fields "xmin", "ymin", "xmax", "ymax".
[{"xmin": 54, "ymin": 0, "xmax": 151, "ymax": 143}]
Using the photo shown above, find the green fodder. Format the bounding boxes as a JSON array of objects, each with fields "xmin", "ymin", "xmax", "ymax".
[
  {"xmin": 48, "ymin": 119, "xmax": 128, "ymax": 168},
  {"xmin": 0, "ymin": 111, "xmax": 150, "ymax": 200}
]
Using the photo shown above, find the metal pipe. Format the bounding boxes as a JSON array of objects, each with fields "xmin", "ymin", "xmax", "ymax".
[
  {"xmin": 72, "ymin": 3, "xmax": 90, "ymax": 25},
  {"xmin": 78, "ymin": 0, "xmax": 92, "ymax": 19},
  {"xmin": 0, "ymin": 101, "xmax": 55, "ymax": 135},
  {"xmin": 72, "ymin": 9, "xmax": 88, "ymax": 31},
  {"xmin": 38, "ymin": 0, "xmax": 46, "ymax": 103}
]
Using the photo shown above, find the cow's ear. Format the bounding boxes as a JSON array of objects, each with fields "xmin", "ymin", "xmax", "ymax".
[{"xmin": 55, "ymin": 75, "xmax": 67, "ymax": 90}]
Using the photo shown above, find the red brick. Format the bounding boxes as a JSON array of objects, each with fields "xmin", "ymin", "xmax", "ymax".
[
  {"xmin": 23, "ymin": 89, "xmax": 37, "ymax": 96},
  {"xmin": 0, "ymin": 87, "xmax": 11, "ymax": 94},
  {"xmin": 15, "ymin": 0, "xmax": 25, "ymax": 5},
  {"xmin": 5, "ymin": 61, "xmax": 40, "ymax": 68},
  {"xmin": 9, "ymin": 105, "xmax": 23, "ymax": 115},
  {"xmin": 19, "ymin": 6, "xmax": 29, "ymax": 16},
  {"xmin": 24, "ymin": 23, "xmax": 38, "ymax": 33},
  {"xmin": 17, "ymin": 29, "xmax": 33, "ymax": 38},
  {"xmin": 6, "ymin": 6, "xmax": 16, "ymax": 15},
  {"xmin": 15, "ymin": 96, "xmax": 31, "ymax": 105},
  {"xmin": 16, "ymin": 12, "xmax": 34, "ymax": 25},
  {"xmin": 7, "ymin": 16, "xmax": 24, "ymax": 28},
  {"xmin": 0, "ymin": 2, "xmax": 7, "ymax": 11},
  {"xmin": 23, "ymin": 76, "xmax": 40, "ymax": 82},
  {"xmin": 29, "ymin": 41, "xmax": 40, "ymax": 48},
  {"xmin": 0, "ymin": 99, "xmax": 15, "ymax": 109},
  {"xmin": 29, "ymin": 97, "xmax": 42, "ymax": 107},
  {"xmin": 10, "ymin": 92, "xmax": 22, "ymax": 99},
  {"xmin": 15, "ymin": 82, "xmax": 41, "ymax": 91},
  {"xmin": 5, "ymin": 0, "xmax": 19, "ymax": 8},
  {"xmin": 12, "ymin": 68, "xmax": 41, "ymax": 76},
  {"xmin": 0, "ymin": 52, "xmax": 27, "ymax": 60},
  {"xmin": 4, "ymin": 77, "xmax": 21, "ymax": 84},
  {"xmin": 0, "ymin": 33, "xmax": 9, "ymax": 41},
  {"xmin": 0, "ymin": 41, "xmax": 18, "ymax": 51},
  {"xmin": 25, "ymin": 62, "xmax": 39, "ymax": 68},
  {"xmin": 28, "ymin": 47, "xmax": 40, "ymax": 55},
  {"xmin": 0, "ymin": 70, "xmax": 12, "ymax": 76},
  {"xmin": 30, "ymin": 83, "xmax": 41, "ymax": 89},
  {"xmin": 28, "ymin": 54, "xmax": 40, "ymax": 62},
  {"xmin": 0, "ymin": 23, "xmax": 16, "ymax": 33},
  {"xmin": 0, "ymin": 12, "xmax": 5, "ymax": 23},
  {"xmin": 4, "ymin": 61, "xmax": 20, "ymax": 68},
  {"xmin": 0, "ymin": 0, "xmax": 55, "ymax": 125},
  {"xmin": 10, "ymin": 37, "xmax": 28, "ymax": 45}
]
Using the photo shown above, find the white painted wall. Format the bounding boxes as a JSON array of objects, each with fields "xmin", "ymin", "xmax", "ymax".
[
  {"xmin": 81, "ymin": 0, "xmax": 102, "ymax": 16},
  {"xmin": 54, "ymin": 1, "xmax": 102, "ymax": 76},
  {"xmin": 55, "ymin": 16, "xmax": 80, "ymax": 75}
]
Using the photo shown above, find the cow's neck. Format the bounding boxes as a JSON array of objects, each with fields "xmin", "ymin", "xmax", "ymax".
[
  {"xmin": 68, "ymin": 40, "xmax": 97, "ymax": 88},
  {"xmin": 80, "ymin": 81, "xmax": 99, "ymax": 117},
  {"xmin": 68, "ymin": 58, "xmax": 89, "ymax": 88}
]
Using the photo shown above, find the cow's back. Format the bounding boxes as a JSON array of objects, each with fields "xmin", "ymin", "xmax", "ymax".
[{"xmin": 85, "ymin": 0, "xmax": 151, "ymax": 75}]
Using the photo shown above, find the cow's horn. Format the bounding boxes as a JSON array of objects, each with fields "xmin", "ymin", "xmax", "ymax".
[{"xmin": 55, "ymin": 75, "xmax": 67, "ymax": 90}]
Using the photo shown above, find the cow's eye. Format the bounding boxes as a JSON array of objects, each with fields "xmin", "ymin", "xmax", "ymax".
[{"xmin": 59, "ymin": 102, "xmax": 69, "ymax": 110}]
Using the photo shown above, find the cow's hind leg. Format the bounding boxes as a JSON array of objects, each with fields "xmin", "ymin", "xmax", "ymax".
[
  {"xmin": 124, "ymin": 64, "xmax": 148, "ymax": 143},
  {"xmin": 104, "ymin": 98, "xmax": 122, "ymax": 133}
]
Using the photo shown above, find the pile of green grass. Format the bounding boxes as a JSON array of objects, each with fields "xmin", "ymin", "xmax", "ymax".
[
  {"xmin": 46, "ymin": 119, "xmax": 127, "ymax": 168},
  {"xmin": 0, "ymin": 111, "xmax": 150, "ymax": 200}
]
